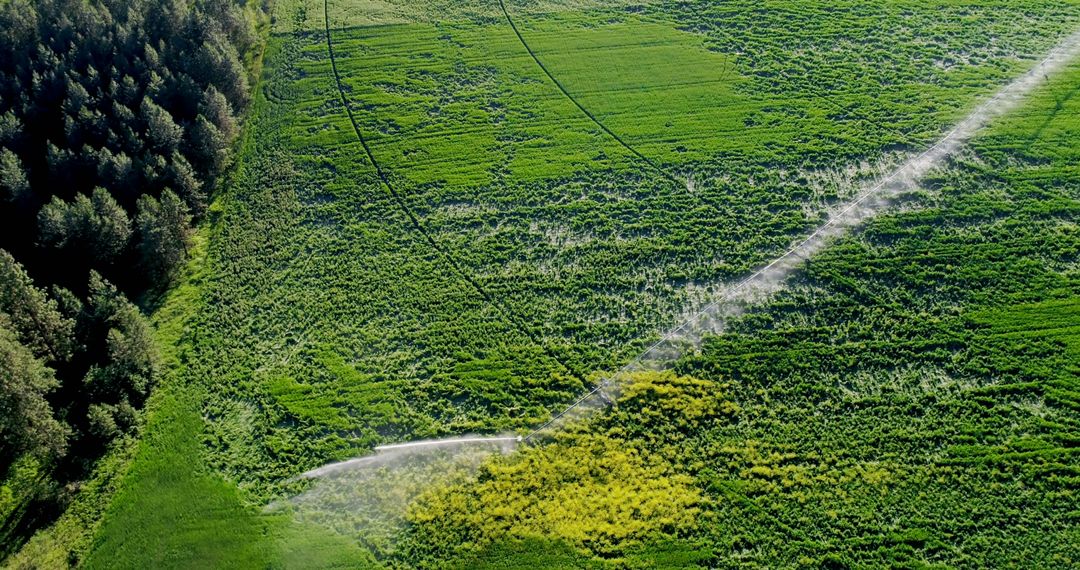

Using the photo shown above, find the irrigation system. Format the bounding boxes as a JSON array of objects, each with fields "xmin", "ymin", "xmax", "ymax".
[{"xmin": 305, "ymin": 15, "xmax": 1080, "ymax": 473}]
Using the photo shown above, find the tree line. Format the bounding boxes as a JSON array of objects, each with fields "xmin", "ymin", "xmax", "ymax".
[{"xmin": 0, "ymin": 0, "xmax": 264, "ymax": 551}]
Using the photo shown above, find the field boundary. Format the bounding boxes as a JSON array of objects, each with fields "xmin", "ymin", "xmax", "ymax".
[
  {"xmin": 321, "ymin": 0, "xmax": 589, "ymax": 398},
  {"xmin": 497, "ymin": 0, "xmax": 682, "ymax": 186}
]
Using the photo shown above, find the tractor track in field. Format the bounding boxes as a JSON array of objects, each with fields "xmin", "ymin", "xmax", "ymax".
[
  {"xmin": 497, "ymin": 0, "xmax": 684, "ymax": 187},
  {"xmin": 321, "ymin": 0, "xmax": 591, "ymax": 393}
]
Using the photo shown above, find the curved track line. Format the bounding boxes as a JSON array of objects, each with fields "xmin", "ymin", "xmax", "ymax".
[
  {"xmin": 321, "ymin": 0, "xmax": 590, "ymax": 393},
  {"xmin": 497, "ymin": 0, "xmax": 683, "ymax": 187}
]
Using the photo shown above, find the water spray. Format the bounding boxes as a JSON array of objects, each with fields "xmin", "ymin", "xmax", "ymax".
[
  {"xmin": 373, "ymin": 436, "xmax": 521, "ymax": 452},
  {"xmin": 296, "ymin": 435, "xmax": 522, "ymax": 479}
]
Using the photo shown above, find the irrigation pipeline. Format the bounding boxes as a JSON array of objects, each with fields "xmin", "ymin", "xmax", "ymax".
[
  {"xmin": 522, "ymin": 27, "xmax": 1080, "ymax": 442},
  {"xmin": 374, "ymin": 436, "xmax": 521, "ymax": 452},
  {"xmin": 297, "ymin": 435, "xmax": 521, "ymax": 479},
  {"xmin": 321, "ymin": 0, "xmax": 592, "ymax": 391},
  {"xmin": 497, "ymin": 0, "xmax": 683, "ymax": 187}
]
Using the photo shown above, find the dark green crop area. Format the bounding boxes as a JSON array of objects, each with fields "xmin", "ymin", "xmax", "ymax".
[{"xmin": 59, "ymin": 0, "xmax": 1080, "ymax": 567}]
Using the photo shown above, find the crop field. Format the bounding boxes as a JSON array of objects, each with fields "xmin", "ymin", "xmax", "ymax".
[
  {"xmin": 14, "ymin": 0, "xmax": 1078, "ymax": 567},
  {"xmin": 389, "ymin": 53, "xmax": 1080, "ymax": 568}
]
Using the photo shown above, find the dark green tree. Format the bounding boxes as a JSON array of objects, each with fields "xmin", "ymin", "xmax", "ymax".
[
  {"xmin": 0, "ymin": 323, "xmax": 69, "ymax": 468},
  {"xmin": 37, "ymin": 187, "xmax": 132, "ymax": 265},
  {"xmin": 188, "ymin": 115, "xmax": 229, "ymax": 177},
  {"xmin": 0, "ymin": 250, "xmax": 74, "ymax": 363},
  {"xmin": 166, "ymin": 152, "xmax": 206, "ymax": 214},
  {"xmin": 81, "ymin": 272, "xmax": 157, "ymax": 403},
  {"xmin": 135, "ymin": 188, "xmax": 191, "ymax": 282},
  {"xmin": 141, "ymin": 100, "xmax": 183, "ymax": 154},
  {"xmin": 0, "ymin": 149, "xmax": 29, "ymax": 201}
]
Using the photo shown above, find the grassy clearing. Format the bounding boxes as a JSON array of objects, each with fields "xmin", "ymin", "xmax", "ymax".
[
  {"xmin": 83, "ymin": 383, "xmax": 374, "ymax": 569},
  {"xmin": 83, "ymin": 385, "xmax": 273, "ymax": 568}
]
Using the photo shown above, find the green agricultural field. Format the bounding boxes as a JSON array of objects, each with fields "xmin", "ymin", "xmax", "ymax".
[
  {"xmin": 392, "ymin": 53, "xmax": 1080, "ymax": 568},
  {"xmin": 8, "ymin": 0, "xmax": 1079, "ymax": 567}
]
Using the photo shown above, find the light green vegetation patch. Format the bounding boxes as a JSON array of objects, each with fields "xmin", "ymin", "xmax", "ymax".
[
  {"xmin": 972, "ymin": 299, "xmax": 1080, "ymax": 364},
  {"xmin": 82, "ymin": 384, "xmax": 375, "ymax": 569},
  {"xmin": 329, "ymin": 22, "xmax": 626, "ymax": 186},
  {"xmin": 280, "ymin": 0, "xmax": 658, "ymax": 31},
  {"xmin": 520, "ymin": 15, "xmax": 742, "ymax": 165},
  {"xmin": 268, "ymin": 348, "xmax": 401, "ymax": 430}
]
